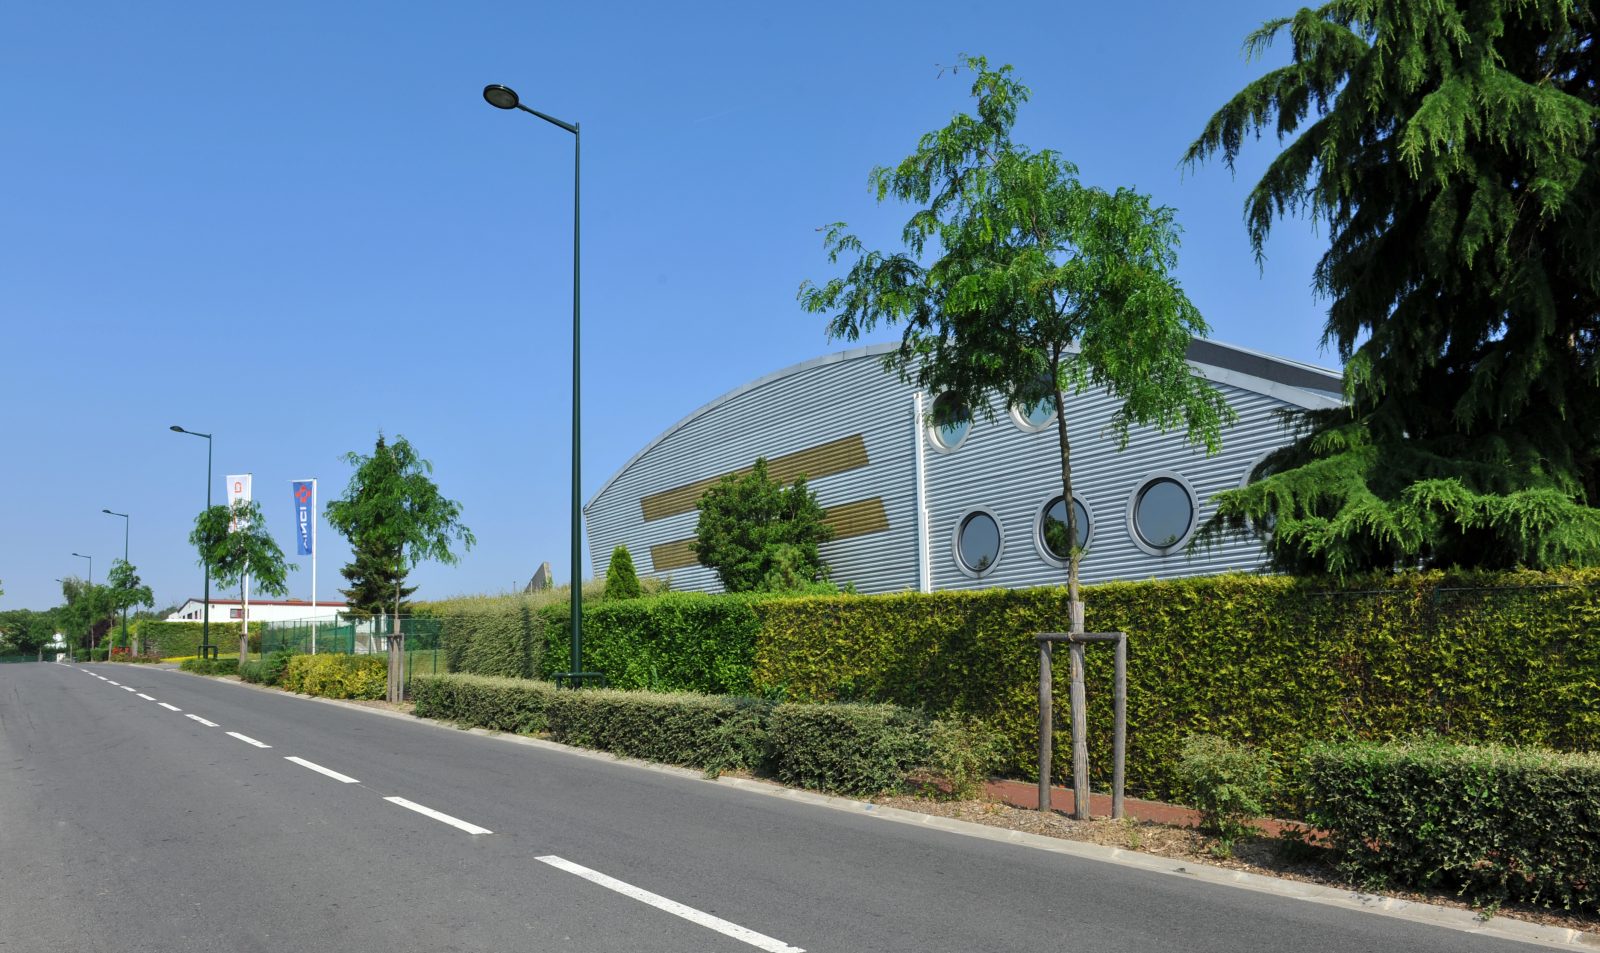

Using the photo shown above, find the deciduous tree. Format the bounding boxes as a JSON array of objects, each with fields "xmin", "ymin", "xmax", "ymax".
[{"xmin": 190, "ymin": 499, "xmax": 293, "ymax": 656}]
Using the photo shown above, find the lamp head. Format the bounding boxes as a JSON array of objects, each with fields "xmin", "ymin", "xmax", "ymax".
[
  {"xmin": 483, "ymin": 84, "xmax": 520, "ymax": 110},
  {"xmin": 169, "ymin": 425, "xmax": 185, "ymax": 433}
]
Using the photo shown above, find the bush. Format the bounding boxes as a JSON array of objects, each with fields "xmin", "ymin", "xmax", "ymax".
[
  {"xmin": 604, "ymin": 546, "xmax": 642, "ymax": 600},
  {"xmin": 924, "ymin": 718, "xmax": 1008, "ymax": 800},
  {"xmin": 239, "ymin": 650, "xmax": 294, "ymax": 686},
  {"xmin": 410, "ymin": 674, "xmax": 769, "ymax": 775},
  {"xmin": 135, "ymin": 620, "xmax": 252, "ymax": 659},
  {"xmin": 415, "ymin": 596, "xmax": 547, "ymax": 679},
  {"xmin": 179, "ymin": 657, "xmax": 239, "ymax": 676},
  {"xmin": 754, "ymin": 570, "xmax": 1600, "ymax": 807},
  {"xmin": 767, "ymin": 703, "xmax": 931, "ymax": 796},
  {"xmin": 539, "ymin": 593, "xmax": 765, "ymax": 695},
  {"xmin": 1305, "ymin": 740, "xmax": 1600, "ymax": 912},
  {"xmin": 1177, "ymin": 734, "xmax": 1274, "ymax": 847},
  {"xmin": 282, "ymin": 654, "xmax": 386, "ymax": 700}
]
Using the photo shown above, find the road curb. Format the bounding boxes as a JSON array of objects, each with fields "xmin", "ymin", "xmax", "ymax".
[{"xmin": 154, "ymin": 669, "xmax": 1598, "ymax": 949}]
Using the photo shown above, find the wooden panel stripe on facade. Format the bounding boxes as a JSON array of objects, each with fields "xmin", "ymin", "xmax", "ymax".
[
  {"xmin": 639, "ymin": 434, "xmax": 870, "ymax": 522},
  {"xmin": 648, "ymin": 497, "xmax": 891, "ymax": 572}
]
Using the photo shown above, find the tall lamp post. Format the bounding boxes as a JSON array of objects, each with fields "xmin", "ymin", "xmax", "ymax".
[
  {"xmin": 170, "ymin": 425, "xmax": 214, "ymax": 659},
  {"xmin": 54, "ymin": 578, "xmax": 68, "ymax": 660},
  {"xmin": 483, "ymin": 83, "xmax": 597, "ymax": 687},
  {"xmin": 71, "ymin": 552, "xmax": 93, "ymax": 657},
  {"xmin": 102, "ymin": 509, "xmax": 130, "ymax": 653}
]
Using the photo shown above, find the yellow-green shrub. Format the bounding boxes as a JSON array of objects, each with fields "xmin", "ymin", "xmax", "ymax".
[{"xmin": 282, "ymin": 654, "xmax": 386, "ymax": 699}]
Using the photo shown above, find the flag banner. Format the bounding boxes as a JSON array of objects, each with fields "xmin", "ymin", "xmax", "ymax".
[
  {"xmin": 226, "ymin": 474, "xmax": 253, "ymax": 531},
  {"xmin": 292, "ymin": 480, "xmax": 314, "ymax": 556}
]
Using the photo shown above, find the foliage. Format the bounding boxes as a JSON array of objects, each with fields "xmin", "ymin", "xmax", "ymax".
[
  {"xmin": 281, "ymin": 653, "xmax": 386, "ymax": 700},
  {"xmin": 1177, "ymin": 734, "xmax": 1275, "ymax": 848},
  {"xmin": 537, "ymin": 593, "xmax": 766, "ymax": 695},
  {"xmin": 603, "ymin": 545, "xmax": 641, "ymax": 600},
  {"xmin": 801, "ymin": 55, "xmax": 1232, "ymax": 606},
  {"xmin": 57, "ymin": 577, "xmax": 113, "ymax": 653},
  {"xmin": 1305, "ymin": 740, "xmax": 1600, "ymax": 912},
  {"xmin": 179, "ymin": 657, "xmax": 239, "ymax": 676},
  {"xmin": 239, "ymin": 650, "xmax": 294, "ymax": 686},
  {"xmin": 1186, "ymin": 1, "xmax": 1600, "ymax": 572},
  {"xmin": 753, "ymin": 571, "xmax": 1600, "ymax": 808},
  {"xmin": 105, "ymin": 559, "xmax": 154, "ymax": 632},
  {"xmin": 693, "ymin": 458, "xmax": 833, "ymax": 593},
  {"xmin": 325, "ymin": 433, "xmax": 474, "ymax": 618},
  {"xmin": 0, "ymin": 608, "xmax": 58, "ymax": 654},
  {"xmin": 133, "ymin": 620, "xmax": 249, "ymax": 659},
  {"xmin": 924, "ymin": 718, "xmax": 1009, "ymax": 800},
  {"xmin": 767, "ymin": 703, "xmax": 931, "ymax": 796},
  {"xmin": 339, "ymin": 532, "xmax": 416, "ymax": 618},
  {"xmin": 188, "ymin": 500, "xmax": 294, "ymax": 615}
]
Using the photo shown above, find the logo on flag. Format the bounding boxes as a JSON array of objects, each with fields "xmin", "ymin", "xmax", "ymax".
[{"xmin": 291, "ymin": 480, "xmax": 314, "ymax": 556}]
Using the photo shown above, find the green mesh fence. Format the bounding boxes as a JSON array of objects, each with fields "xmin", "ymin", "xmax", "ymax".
[{"xmin": 252, "ymin": 615, "xmax": 445, "ymax": 695}]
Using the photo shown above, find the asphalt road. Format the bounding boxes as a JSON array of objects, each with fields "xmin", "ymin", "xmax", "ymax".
[{"xmin": 0, "ymin": 662, "xmax": 1552, "ymax": 953}]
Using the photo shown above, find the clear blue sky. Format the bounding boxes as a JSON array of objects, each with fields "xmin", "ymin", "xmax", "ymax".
[{"xmin": 0, "ymin": 1, "xmax": 1332, "ymax": 612}]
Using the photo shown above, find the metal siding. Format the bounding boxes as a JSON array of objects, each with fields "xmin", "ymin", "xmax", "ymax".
[{"xmin": 586, "ymin": 349, "xmax": 1311, "ymax": 595}]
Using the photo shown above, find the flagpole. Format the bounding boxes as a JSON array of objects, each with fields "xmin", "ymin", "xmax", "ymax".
[{"xmin": 311, "ymin": 479, "xmax": 318, "ymax": 655}]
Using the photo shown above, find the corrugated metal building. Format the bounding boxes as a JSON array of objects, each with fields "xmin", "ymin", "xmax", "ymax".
[{"xmin": 584, "ymin": 340, "xmax": 1341, "ymax": 594}]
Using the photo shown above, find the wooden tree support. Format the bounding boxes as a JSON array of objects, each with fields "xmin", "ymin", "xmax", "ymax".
[{"xmin": 1036, "ymin": 631, "xmax": 1126, "ymax": 820}]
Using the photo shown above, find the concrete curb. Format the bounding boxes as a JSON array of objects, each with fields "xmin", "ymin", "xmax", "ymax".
[{"xmin": 153, "ymin": 668, "xmax": 1598, "ymax": 949}]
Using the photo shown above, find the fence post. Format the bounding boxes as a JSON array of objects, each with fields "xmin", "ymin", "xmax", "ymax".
[
  {"xmin": 386, "ymin": 631, "xmax": 404, "ymax": 703},
  {"xmin": 1037, "ymin": 638, "xmax": 1053, "ymax": 812}
]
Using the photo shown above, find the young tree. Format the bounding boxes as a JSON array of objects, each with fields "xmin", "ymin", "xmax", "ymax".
[
  {"xmin": 1185, "ymin": 1, "xmax": 1600, "ymax": 573},
  {"xmin": 604, "ymin": 545, "xmax": 642, "ymax": 600},
  {"xmin": 190, "ymin": 499, "xmax": 294, "ymax": 658},
  {"xmin": 801, "ymin": 56, "xmax": 1233, "ymax": 624},
  {"xmin": 106, "ymin": 559, "xmax": 154, "ymax": 651},
  {"xmin": 57, "ymin": 577, "xmax": 111, "ymax": 658},
  {"xmin": 325, "ymin": 433, "xmax": 475, "ymax": 626},
  {"xmin": 693, "ymin": 458, "xmax": 834, "ymax": 593}
]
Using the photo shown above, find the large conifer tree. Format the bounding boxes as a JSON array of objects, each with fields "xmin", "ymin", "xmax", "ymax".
[{"xmin": 1187, "ymin": 0, "xmax": 1600, "ymax": 573}]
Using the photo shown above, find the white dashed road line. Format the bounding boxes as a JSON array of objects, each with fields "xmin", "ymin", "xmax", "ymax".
[
  {"xmin": 383, "ymin": 797, "xmax": 492, "ymax": 835},
  {"xmin": 106, "ymin": 680, "xmax": 120, "ymax": 686},
  {"xmin": 535, "ymin": 855, "xmax": 804, "ymax": 953},
  {"xmin": 159, "ymin": 702, "xmax": 182, "ymax": 711},
  {"xmin": 226, "ymin": 732, "xmax": 271, "ymax": 749},
  {"xmin": 121, "ymin": 686, "xmax": 136, "ymax": 693},
  {"xmin": 137, "ymin": 693, "xmax": 156, "ymax": 701},
  {"xmin": 185, "ymin": 714, "xmax": 219, "ymax": 728},
  {"xmin": 285, "ymin": 756, "xmax": 360, "ymax": 784}
]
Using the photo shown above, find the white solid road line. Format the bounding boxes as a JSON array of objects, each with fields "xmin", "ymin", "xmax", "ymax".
[
  {"xmin": 158, "ymin": 702, "xmax": 182, "ymax": 711},
  {"xmin": 226, "ymin": 731, "xmax": 272, "ymax": 749},
  {"xmin": 136, "ymin": 693, "xmax": 156, "ymax": 701},
  {"xmin": 185, "ymin": 714, "xmax": 219, "ymax": 728},
  {"xmin": 535, "ymin": 855, "xmax": 805, "ymax": 953},
  {"xmin": 383, "ymin": 797, "xmax": 492, "ymax": 835},
  {"xmin": 285, "ymin": 756, "xmax": 360, "ymax": 784}
]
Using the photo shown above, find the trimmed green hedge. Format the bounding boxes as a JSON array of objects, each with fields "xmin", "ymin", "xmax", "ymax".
[
  {"xmin": 433, "ymin": 601, "xmax": 546, "ymax": 679},
  {"xmin": 538, "ymin": 593, "xmax": 765, "ymax": 694},
  {"xmin": 179, "ymin": 657, "xmax": 238, "ymax": 676},
  {"xmin": 1306, "ymin": 740, "xmax": 1600, "ymax": 912},
  {"xmin": 754, "ymin": 571, "xmax": 1600, "ymax": 805},
  {"xmin": 134, "ymin": 620, "xmax": 253, "ymax": 659},
  {"xmin": 410, "ymin": 673, "xmax": 992, "ymax": 793},
  {"xmin": 282, "ymin": 654, "xmax": 385, "ymax": 699},
  {"xmin": 239, "ymin": 651, "xmax": 294, "ymax": 687},
  {"xmin": 412, "ymin": 674, "xmax": 768, "ymax": 775}
]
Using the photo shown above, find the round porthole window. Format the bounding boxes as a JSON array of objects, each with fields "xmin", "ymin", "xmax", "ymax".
[
  {"xmin": 1013, "ymin": 387, "xmax": 1056, "ymax": 432},
  {"xmin": 1130, "ymin": 475, "xmax": 1196, "ymax": 554},
  {"xmin": 1036, "ymin": 495, "xmax": 1091, "ymax": 564},
  {"xmin": 929, "ymin": 392, "xmax": 973, "ymax": 451},
  {"xmin": 953, "ymin": 509, "xmax": 1003, "ymax": 576}
]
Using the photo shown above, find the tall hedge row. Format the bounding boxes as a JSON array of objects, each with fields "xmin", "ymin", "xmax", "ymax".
[
  {"xmin": 134, "ymin": 620, "xmax": 250, "ymax": 658},
  {"xmin": 755, "ymin": 571, "xmax": 1600, "ymax": 803},
  {"xmin": 538, "ymin": 593, "xmax": 765, "ymax": 695}
]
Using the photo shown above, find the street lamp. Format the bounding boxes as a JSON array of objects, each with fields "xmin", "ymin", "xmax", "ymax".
[
  {"xmin": 71, "ymin": 552, "xmax": 93, "ymax": 658},
  {"xmin": 483, "ymin": 83, "xmax": 597, "ymax": 687},
  {"xmin": 103, "ymin": 509, "xmax": 130, "ymax": 654},
  {"xmin": 170, "ymin": 425, "xmax": 214, "ymax": 659}
]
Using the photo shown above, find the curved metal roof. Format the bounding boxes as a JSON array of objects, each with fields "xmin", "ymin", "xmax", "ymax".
[{"xmin": 585, "ymin": 339, "xmax": 1341, "ymax": 513}]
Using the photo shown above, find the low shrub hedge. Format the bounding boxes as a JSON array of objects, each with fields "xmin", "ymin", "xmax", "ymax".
[
  {"xmin": 179, "ymin": 657, "xmax": 238, "ymax": 676},
  {"xmin": 410, "ymin": 673, "xmax": 991, "ymax": 794},
  {"xmin": 1305, "ymin": 740, "xmax": 1600, "ymax": 912},
  {"xmin": 239, "ymin": 651, "xmax": 294, "ymax": 687},
  {"xmin": 282, "ymin": 654, "xmax": 385, "ymax": 700}
]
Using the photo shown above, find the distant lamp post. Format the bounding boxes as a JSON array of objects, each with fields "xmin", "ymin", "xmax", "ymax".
[
  {"xmin": 482, "ymin": 83, "xmax": 597, "ymax": 687},
  {"xmin": 103, "ymin": 509, "xmax": 130, "ymax": 654},
  {"xmin": 71, "ymin": 552, "xmax": 93, "ymax": 657},
  {"xmin": 170, "ymin": 425, "xmax": 215, "ymax": 659}
]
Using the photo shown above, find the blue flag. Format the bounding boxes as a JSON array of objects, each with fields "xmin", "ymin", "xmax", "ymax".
[{"xmin": 291, "ymin": 481, "xmax": 314, "ymax": 556}]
